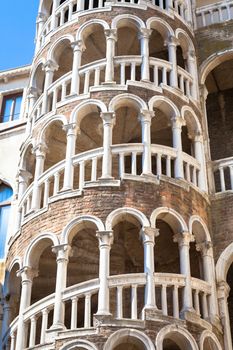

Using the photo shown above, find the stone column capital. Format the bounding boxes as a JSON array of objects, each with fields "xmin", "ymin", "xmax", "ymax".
[
  {"xmin": 52, "ymin": 244, "xmax": 71, "ymax": 262},
  {"xmin": 43, "ymin": 59, "xmax": 59, "ymax": 73},
  {"xmin": 17, "ymin": 169, "xmax": 33, "ymax": 183},
  {"xmin": 194, "ymin": 132, "xmax": 203, "ymax": 142},
  {"xmin": 217, "ymin": 280, "xmax": 230, "ymax": 299},
  {"xmin": 171, "ymin": 116, "xmax": 185, "ymax": 129},
  {"xmin": 100, "ymin": 112, "xmax": 116, "ymax": 125},
  {"xmin": 63, "ymin": 123, "xmax": 77, "ymax": 136},
  {"xmin": 140, "ymin": 227, "xmax": 159, "ymax": 244},
  {"xmin": 71, "ymin": 40, "xmax": 86, "ymax": 52},
  {"xmin": 32, "ymin": 142, "xmax": 48, "ymax": 157},
  {"xmin": 173, "ymin": 231, "xmax": 195, "ymax": 247},
  {"xmin": 17, "ymin": 266, "xmax": 38, "ymax": 283},
  {"xmin": 28, "ymin": 86, "xmax": 39, "ymax": 98},
  {"xmin": 36, "ymin": 12, "xmax": 47, "ymax": 23},
  {"xmin": 104, "ymin": 29, "xmax": 117, "ymax": 41},
  {"xmin": 96, "ymin": 230, "xmax": 114, "ymax": 247},
  {"xmin": 196, "ymin": 240, "xmax": 213, "ymax": 256},
  {"xmin": 166, "ymin": 35, "xmax": 179, "ymax": 47},
  {"xmin": 138, "ymin": 28, "xmax": 152, "ymax": 40},
  {"xmin": 139, "ymin": 110, "xmax": 154, "ymax": 123}
]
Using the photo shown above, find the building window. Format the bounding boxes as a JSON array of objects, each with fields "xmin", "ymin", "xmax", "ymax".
[
  {"xmin": 0, "ymin": 184, "xmax": 13, "ymax": 258},
  {"xmin": 1, "ymin": 93, "xmax": 23, "ymax": 123}
]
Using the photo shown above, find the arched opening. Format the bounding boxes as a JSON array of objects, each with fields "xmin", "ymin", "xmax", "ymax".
[
  {"xmin": 113, "ymin": 342, "xmax": 146, "ymax": 350},
  {"xmin": 42, "ymin": 120, "xmax": 67, "ymax": 171},
  {"xmin": 4, "ymin": 263, "xmax": 21, "ymax": 326},
  {"xmin": 227, "ymin": 263, "xmax": 233, "ymax": 341},
  {"xmin": 162, "ymin": 332, "xmax": 193, "ymax": 350},
  {"xmin": 110, "ymin": 214, "xmax": 144, "ymax": 318},
  {"xmin": 115, "ymin": 20, "xmax": 141, "ymax": 83},
  {"xmin": 190, "ymin": 221, "xmax": 208, "ymax": 281},
  {"xmin": 202, "ymin": 337, "xmax": 220, "ymax": 350},
  {"xmin": 66, "ymin": 221, "xmax": 99, "ymax": 328},
  {"xmin": 28, "ymin": 238, "xmax": 57, "ymax": 346},
  {"xmin": 52, "ymin": 39, "xmax": 73, "ymax": 83},
  {"xmin": 73, "ymin": 105, "xmax": 103, "ymax": 186},
  {"xmin": 177, "ymin": 46, "xmax": 186, "ymax": 70},
  {"xmin": 31, "ymin": 63, "xmax": 45, "ymax": 99},
  {"xmin": 40, "ymin": 0, "xmax": 53, "ymax": 17},
  {"xmin": 81, "ymin": 24, "xmax": 106, "ymax": 66},
  {"xmin": 112, "ymin": 102, "xmax": 142, "ymax": 177},
  {"xmin": 205, "ymin": 59, "xmax": 233, "ymax": 191},
  {"xmin": 21, "ymin": 144, "xmax": 36, "ymax": 186}
]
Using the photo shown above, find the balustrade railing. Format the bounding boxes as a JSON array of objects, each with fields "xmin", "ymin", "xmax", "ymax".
[
  {"xmin": 196, "ymin": 0, "xmax": 233, "ymax": 28},
  {"xmin": 37, "ymin": 0, "xmax": 191, "ymax": 50},
  {"xmin": 4, "ymin": 273, "xmax": 212, "ymax": 349},
  {"xmin": 31, "ymin": 58, "xmax": 194, "ymax": 123},
  {"xmin": 17, "ymin": 144, "xmax": 201, "ymax": 225},
  {"xmin": 212, "ymin": 156, "xmax": 233, "ymax": 193}
]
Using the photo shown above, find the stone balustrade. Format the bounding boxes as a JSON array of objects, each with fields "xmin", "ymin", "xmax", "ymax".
[
  {"xmin": 196, "ymin": 0, "xmax": 233, "ymax": 28},
  {"xmin": 3, "ymin": 273, "xmax": 212, "ymax": 350},
  {"xmin": 30, "ymin": 57, "xmax": 194, "ymax": 125},
  {"xmin": 17, "ymin": 144, "xmax": 201, "ymax": 227},
  {"xmin": 36, "ymin": 0, "xmax": 192, "ymax": 52},
  {"xmin": 212, "ymin": 156, "xmax": 233, "ymax": 193}
]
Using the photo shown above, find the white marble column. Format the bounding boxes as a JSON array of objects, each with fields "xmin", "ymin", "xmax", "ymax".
[
  {"xmin": 51, "ymin": 0, "xmax": 60, "ymax": 30},
  {"xmin": 35, "ymin": 12, "xmax": 46, "ymax": 52},
  {"xmin": 51, "ymin": 244, "xmax": 70, "ymax": 329},
  {"xmin": 100, "ymin": 112, "xmax": 116, "ymax": 179},
  {"xmin": 139, "ymin": 29, "xmax": 151, "ymax": 82},
  {"xmin": 186, "ymin": 50, "xmax": 198, "ymax": 100},
  {"xmin": 62, "ymin": 123, "xmax": 77, "ymax": 191},
  {"xmin": 196, "ymin": 241, "xmax": 219, "ymax": 321},
  {"xmin": 71, "ymin": 40, "xmax": 85, "ymax": 95},
  {"xmin": 174, "ymin": 232, "xmax": 195, "ymax": 314},
  {"xmin": 141, "ymin": 227, "xmax": 159, "ymax": 309},
  {"xmin": 139, "ymin": 110, "xmax": 154, "ymax": 175},
  {"xmin": 27, "ymin": 87, "xmax": 39, "ymax": 115},
  {"xmin": 41, "ymin": 60, "xmax": 58, "ymax": 115},
  {"xmin": 17, "ymin": 169, "xmax": 32, "ymax": 200},
  {"xmin": 104, "ymin": 29, "xmax": 117, "ymax": 83},
  {"xmin": 167, "ymin": 35, "xmax": 178, "ymax": 88},
  {"xmin": 15, "ymin": 267, "xmax": 37, "ymax": 350},
  {"xmin": 31, "ymin": 143, "xmax": 47, "ymax": 211},
  {"xmin": 172, "ymin": 117, "xmax": 184, "ymax": 179},
  {"xmin": 218, "ymin": 281, "xmax": 233, "ymax": 350},
  {"xmin": 1, "ymin": 299, "xmax": 12, "ymax": 341},
  {"xmin": 96, "ymin": 230, "xmax": 113, "ymax": 315},
  {"xmin": 194, "ymin": 133, "xmax": 207, "ymax": 191}
]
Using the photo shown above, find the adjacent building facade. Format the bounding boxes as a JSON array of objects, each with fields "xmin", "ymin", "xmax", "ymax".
[{"xmin": 0, "ymin": 0, "xmax": 233, "ymax": 349}]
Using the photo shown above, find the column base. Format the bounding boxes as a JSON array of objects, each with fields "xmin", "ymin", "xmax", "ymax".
[
  {"xmin": 101, "ymin": 81, "xmax": 116, "ymax": 86},
  {"xmin": 46, "ymin": 324, "xmax": 66, "ymax": 342}
]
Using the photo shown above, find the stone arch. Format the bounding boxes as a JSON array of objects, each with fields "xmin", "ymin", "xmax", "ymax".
[
  {"xmin": 23, "ymin": 232, "xmax": 60, "ymax": 268},
  {"xmin": 70, "ymin": 99, "xmax": 107, "ymax": 125},
  {"xmin": 103, "ymin": 328, "xmax": 155, "ymax": 350},
  {"xmin": 181, "ymin": 106, "xmax": 202, "ymax": 136},
  {"xmin": 105, "ymin": 207, "xmax": 150, "ymax": 231},
  {"xmin": 38, "ymin": 0, "xmax": 53, "ymax": 16},
  {"xmin": 175, "ymin": 28, "xmax": 195, "ymax": 55},
  {"xmin": 146, "ymin": 17, "xmax": 174, "ymax": 40},
  {"xmin": 60, "ymin": 339, "xmax": 99, "ymax": 350},
  {"xmin": 200, "ymin": 48, "xmax": 233, "ymax": 85},
  {"xmin": 189, "ymin": 215, "xmax": 211, "ymax": 243},
  {"xmin": 150, "ymin": 207, "xmax": 188, "ymax": 232},
  {"xmin": 61, "ymin": 215, "xmax": 105, "ymax": 245},
  {"xmin": 199, "ymin": 330, "xmax": 222, "ymax": 350},
  {"xmin": 156, "ymin": 325, "xmax": 199, "ymax": 350},
  {"xmin": 4, "ymin": 257, "xmax": 22, "ymax": 296},
  {"xmin": 109, "ymin": 93, "xmax": 148, "ymax": 113},
  {"xmin": 19, "ymin": 139, "xmax": 35, "ymax": 169},
  {"xmin": 76, "ymin": 19, "xmax": 110, "ymax": 41},
  {"xmin": 112, "ymin": 14, "xmax": 146, "ymax": 30},
  {"xmin": 29, "ymin": 58, "xmax": 46, "ymax": 88},
  {"xmin": 148, "ymin": 95, "xmax": 180, "ymax": 118},
  {"xmin": 216, "ymin": 243, "xmax": 233, "ymax": 282},
  {"xmin": 37, "ymin": 114, "xmax": 68, "ymax": 144},
  {"xmin": 47, "ymin": 34, "xmax": 75, "ymax": 61}
]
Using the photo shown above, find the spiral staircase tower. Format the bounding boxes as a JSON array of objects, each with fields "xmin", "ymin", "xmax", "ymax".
[{"xmin": 1, "ymin": 0, "xmax": 228, "ymax": 349}]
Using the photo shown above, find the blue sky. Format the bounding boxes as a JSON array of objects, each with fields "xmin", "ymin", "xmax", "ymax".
[{"xmin": 0, "ymin": 1, "xmax": 39, "ymax": 71}]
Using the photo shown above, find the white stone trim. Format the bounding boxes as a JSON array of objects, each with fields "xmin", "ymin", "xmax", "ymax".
[
  {"xmin": 150, "ymin": 206, "xmax": 188, "ymax": 232},
  {"xmin": 156, "ymin": 324, "xmax": 199, "ymax": 350},
  {"xmin": 146, "ymin": 16, "xmax": 174, "ymax": 39},
  {"xmin": 60, "ymin": 339, "xmax": 98, "ymax": 350},
  {"xmin": 148, "ymin": 95, "xmax": 180, "ymax": 117},
  {"xmin": 76, "ymin": 19, "xmax": 110, "ymax": 41},
  {"xmin": 69, "ymin": 99, "xmax": 107, "ymax": 124},
  {"xmin": 105, "ymin": 207, "xmax": 150, "ymax": 230},
  {"xmin": 216, "ymin": 243, "xmax": 233, "ymax": 282},
  {"xmin": 111, "ymin": 14, "xmax": 146, "ymax": 30},
  {"xmin": 199, "ymin": 330, "xmax": 222, "ymax": 350},
  {"xmin": 109, "ymin": 93, "xmax": 148, "ymax": 112},
  {"xmin": 103, "ymin": 328, "xmax": 155, "ymax": 350},
  {"xmin": 47, "ymin": 34, "xmax": 75, "ymax": 62}
]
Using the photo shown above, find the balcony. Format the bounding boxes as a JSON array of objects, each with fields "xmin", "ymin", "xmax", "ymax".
[
  {"xmin": 37, "ymin": 0, "xmax": 192, "ymax": 51},
  {"xmin": 17, "ymin": 144, "xmax": 201, "ymax": 226},
  {"xmin": 195, "ymin": 0, "xmax": 233, "ymax": 28},
  {"xmin": 3, "ymin": 273, "xmax": 212, "ymax": 350}
]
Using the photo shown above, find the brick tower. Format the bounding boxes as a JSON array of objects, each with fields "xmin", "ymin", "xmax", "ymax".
[{"xmin": 1, "ymin": 0, "xmax": 232, "ymax": 349}]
